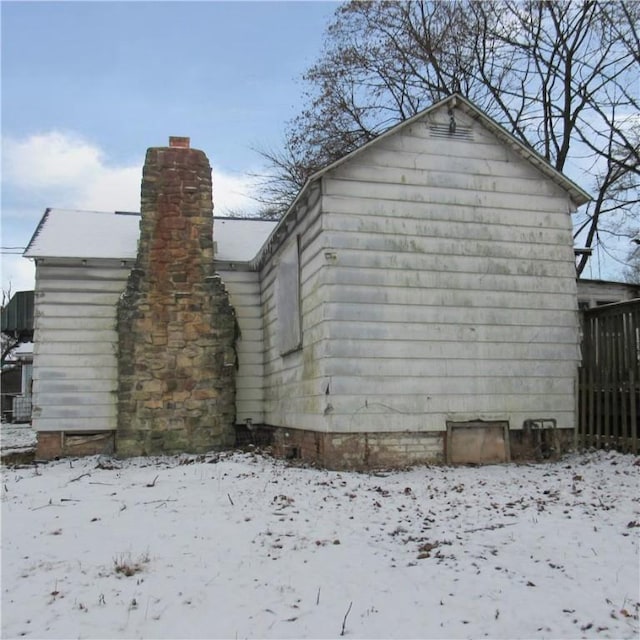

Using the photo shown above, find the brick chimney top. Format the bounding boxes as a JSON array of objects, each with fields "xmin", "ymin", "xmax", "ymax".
[{"xmin": 169, "ymin": 136, "xmax": 190, "ymax": 149}]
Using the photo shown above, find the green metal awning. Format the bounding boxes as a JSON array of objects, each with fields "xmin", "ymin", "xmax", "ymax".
[{"xmin": 1, "ymin": 291, "xmax": 34, "ymax": 338}]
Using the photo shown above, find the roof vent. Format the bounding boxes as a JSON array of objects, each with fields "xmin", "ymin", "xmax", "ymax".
[{"xmin": 429, "ymin": 123, "xmax": 474, "ymax": 141}]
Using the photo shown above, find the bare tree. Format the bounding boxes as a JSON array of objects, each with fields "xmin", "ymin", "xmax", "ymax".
[
  {"xmin": 624, "ymin": 245, "xmax": 640, "ymax": 284},
  {"xmin": 258, "ymin": 0, "xmax": 639, "ymax": 275}
]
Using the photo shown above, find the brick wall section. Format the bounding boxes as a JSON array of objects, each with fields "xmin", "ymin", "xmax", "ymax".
[
  {"xmin": 269, "ymin": 426, "xmax": 574, "ymax": 470},
  {"xmin": 272, "ymin": 427, "xmax": 445, "ymax": 470},
  {"xmin": 35, "ymin": 432, "xmax": 63, "ymax": 459},
  {"xmin": 36, "ymin": 431, "xmax": 114, "ymax": 459},
  {"xmin": 116, "ymin": 143, "xmax": 237, "ymax": 456}
]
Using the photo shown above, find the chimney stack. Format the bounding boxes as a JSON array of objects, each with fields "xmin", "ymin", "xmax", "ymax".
[
  {"xmin": 169, "ymin": 136, "xmax": 190, "ymax": 149},
  {"xmin": 116, "ymin": 138, "xmax": 237, "ymax": 456}
]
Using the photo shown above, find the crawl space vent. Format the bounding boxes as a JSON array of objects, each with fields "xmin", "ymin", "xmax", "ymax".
[{"xmin": 446, "ymin": 420, "xmax": 510, "ymax": 465}]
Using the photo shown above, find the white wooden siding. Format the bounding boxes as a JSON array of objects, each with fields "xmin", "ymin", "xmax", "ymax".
[
  {"xmin": 31, "ymin": 261, "xmax": 129, "ymax": 433},
  {"xmin": 215, "ymin": 268, "xmax": 265, "ymax": 423},
  {"xmin": 317, "ymin": 106, "xmax": 579, "ymax": 434},
  {"xmin": 260, "ymin": 192, "xmax": 335, "ymax": 429},
  {"xmin": 35, "ymin": 259, "xmax": 264, "ymax": 432}
]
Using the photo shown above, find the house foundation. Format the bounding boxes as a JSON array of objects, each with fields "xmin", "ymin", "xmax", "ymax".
[
  {"xmin": 36, "ymin": 431, "xmax": 115, "ymax": 459},
  {"xmin": 268, "ymin": 427, "xmax": 445, "ymax": 470},
  {"xmin": 261, "ymin": 424, "xmax": 573, "ymax": 470}
]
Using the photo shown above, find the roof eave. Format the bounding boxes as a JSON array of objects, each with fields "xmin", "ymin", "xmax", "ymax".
[
  {"xmin": 23, "ymin": 208, "xmax": 52, "ymax": 258},
  {"xmin": 455, "ymin": 97, "xmax": 591, "ymax": 207},
  {"xmin": 255, "ymin": 95, "xmax": 592, "ymax": 262}
]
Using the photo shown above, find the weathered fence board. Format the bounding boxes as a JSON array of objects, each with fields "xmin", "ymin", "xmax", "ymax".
[{"xmin": 578, "ymin": 299, "xmax": 639, "ymax": 453}]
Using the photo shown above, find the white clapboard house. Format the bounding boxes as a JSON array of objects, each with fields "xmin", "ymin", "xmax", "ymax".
[{"xmin": 24, "ymin": 94, "xmax": 590, "ymax": 467}]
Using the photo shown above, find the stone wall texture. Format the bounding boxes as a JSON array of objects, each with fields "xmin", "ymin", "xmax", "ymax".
[{"xmin": 116, "ymin": 143, "xmax": 237, "ymax": 456}]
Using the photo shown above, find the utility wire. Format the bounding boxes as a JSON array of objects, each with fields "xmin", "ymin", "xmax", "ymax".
[{"xmin": 0, "ymin": 246, "xmax": 27, "ymax": 255}]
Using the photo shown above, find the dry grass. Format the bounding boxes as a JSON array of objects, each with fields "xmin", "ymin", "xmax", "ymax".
[{"xmin": 113, "ymin": 552, "xmax": 149, "ymax": 577}]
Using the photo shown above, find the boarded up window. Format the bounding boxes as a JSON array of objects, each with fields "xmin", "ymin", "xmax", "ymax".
[{"xmin": 276, "ymin": 237, "xmax": 301, "ymax": 355}]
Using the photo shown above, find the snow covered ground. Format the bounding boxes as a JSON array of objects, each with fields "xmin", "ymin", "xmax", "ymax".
[
  {"xmin": 1, "ymin": 449, "xmax": 639, "ymax": 640},
  {"xmin": 0, "ymin": 422, "xmax": 36, "ymax": 455}
]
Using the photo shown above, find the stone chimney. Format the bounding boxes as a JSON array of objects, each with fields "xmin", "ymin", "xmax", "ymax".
[{"xmin": 116, "ymin": 138, "xmax": 237, "ymax": 456}]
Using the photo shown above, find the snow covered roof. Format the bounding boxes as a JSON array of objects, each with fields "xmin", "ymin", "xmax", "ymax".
[
  {"xmin": 214, "ymin": 218, "xmax": 277, "ymax": 262},
  {"xmin": 14, "ymin": 342, "xmax": 34, "ymax": 358},
  {"xmin": 23, "ymin": 209, "xmax": 276, "ymax": 263},
  {"xmin": 24, "ymin": 209, "xmax": 140, "ymax": 260}
]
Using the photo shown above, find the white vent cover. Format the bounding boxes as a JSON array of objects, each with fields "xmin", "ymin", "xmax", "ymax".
[{"xmin": 429, "ymin": 123, "xmax": 474, "ymax": 141}]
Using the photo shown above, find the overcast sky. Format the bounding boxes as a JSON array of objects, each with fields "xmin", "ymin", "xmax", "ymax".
[
  {"xmin": 1, "ymin": 0, "xmax": 339, "ymax": 293},
  {"xmin": 1, "ymin": 0, "xmax": 630, "ymax": 295}
]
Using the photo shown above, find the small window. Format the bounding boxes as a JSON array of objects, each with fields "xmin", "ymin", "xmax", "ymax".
[{"xmin": 276, "ymin": 236, "xmax": 302, "ymax": 355}]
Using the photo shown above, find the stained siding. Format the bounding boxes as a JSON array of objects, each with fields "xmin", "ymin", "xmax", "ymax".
[
  {"xmin": 31, "ymin": 261, "xmax": 129, "ymax": 432},
  {"xmin": 36, "ymin": 260, "xmax": 269, "ymax": 432},
  {"xmin": 260, "ymin": 190, "xmax": 334, "ymax": 430},
  {"xmin": 215, "ymin": 267, "xmax": 265, "ymax": 423},
  {"xmin": 318, "ymin": 106, "xmax": 580, "ymax": 433}
]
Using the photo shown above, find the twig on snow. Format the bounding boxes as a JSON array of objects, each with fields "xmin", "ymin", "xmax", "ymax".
[
  {"xmin": 316, "ymin": 587, "xmax": 321, "ymax": 605},
  {"xmin": 69, "ymin": 473, "xmax": 91, "ymax": 483},
  {"xmin": 340, "ymin": 601, "xmax": 353, "ymax": 636},
  {"xmin": 227, "ymin": 493, "xmax": 234, "ymax": 506},
  {"xmin": 146, "ymin": 475, "xmax": 159, "ymax": 488},
  {"xmin": 464, "ymin": 522, "xmax": 517, "ymax": 534},
  {"xmin": 31, "ymin": 503, "xmax": 67, "ymax": 511}
]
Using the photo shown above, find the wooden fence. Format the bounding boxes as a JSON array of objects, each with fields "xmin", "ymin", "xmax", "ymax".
[{"xmin": 578, "ymin": 299, "xmax": 639, "ymax": 453}]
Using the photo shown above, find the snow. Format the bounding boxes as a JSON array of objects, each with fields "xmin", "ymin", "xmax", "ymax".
[
  {"xmin": 0, "ymin": 423, "xmax": 36, "ymax": 454},
  {"xmin": 11, "ymin": 342, "xmax": 34, "ymax": 359},
  {"xmin": 1, "ymin": 450, "xmax": 638, "ymax": 640},
  {"xmin": 23, "ymin": 209, "xmax": 276, "ymax": 263},
  {"xmin": 214, "ymin": 218, "xmax": 277, "ymax": 262},
  {"xmin": 24, "ymin": 210, "xmax": 140, "ymax": 260}
]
